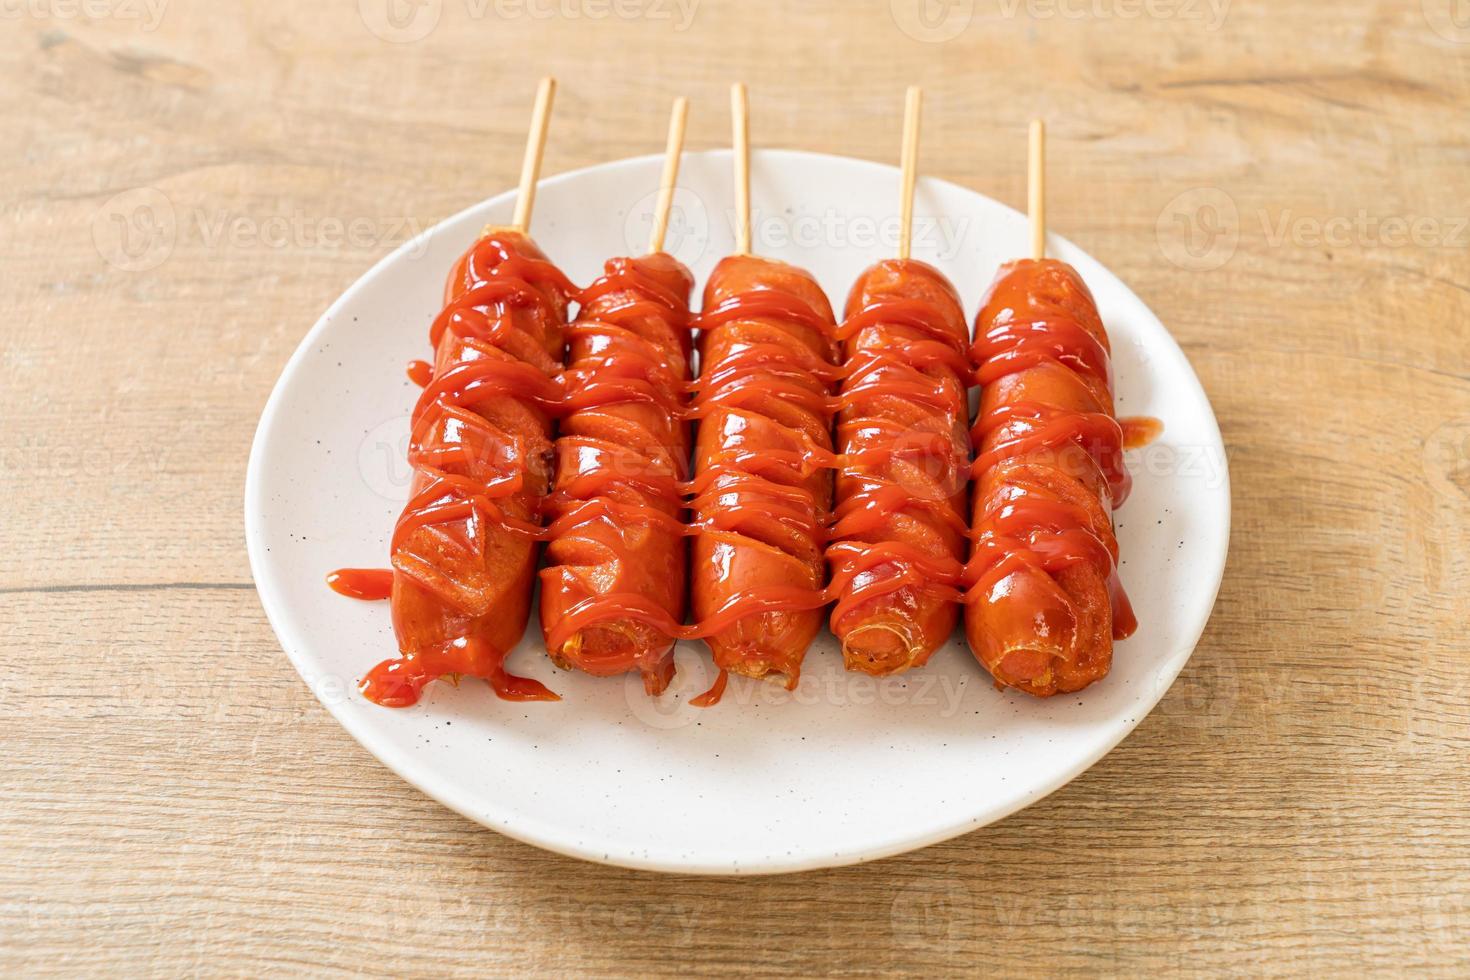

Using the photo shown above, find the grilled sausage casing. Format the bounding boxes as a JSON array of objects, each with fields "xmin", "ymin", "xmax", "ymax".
[
  {"xmin": 539, "ymin": 252, "xmax": 695, "ymax": 695},
  {"xmin": 689, "ymin": 254, "xmax": 838, "ymax": 688},
  {"xmin": 370, "ymin": 230, "xmax": 573, "ymax": 705},
  {"xmin": 966, "ymin": 258, "xmax": 1136, "ymax": 697},
  {"xmin": 829, "ymin": 259, "xmax": 970, "ymax": 675}
]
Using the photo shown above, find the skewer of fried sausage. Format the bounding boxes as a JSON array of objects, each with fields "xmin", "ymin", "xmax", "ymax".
[
  {"xmin": 331, "ymin": 78, "xmax": 574, "ymax": 707},
  {"xmin": 539, "ymin": 98, "xmax": 696, "ymax": 695},
  {"xmin": 964, "ymin": 121, "xmax": 1141, "ymax": 696},
  {"xmin": 687, "ymin": 84, "xmax": 840, "ymax": 703},
  {"xmin": 828, "ymin": 87, "xmax": 971, "ymax": 675}
]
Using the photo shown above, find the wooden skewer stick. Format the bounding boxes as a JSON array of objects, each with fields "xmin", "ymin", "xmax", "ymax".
[
  {"xmin": 510, "ymin": 76, "xmax": 557, "ymax": 234},
  {"xmin": 730, "ymin": 82, "xmax": 752, "ymax": 256},
  {"xmin": 1029, "ymin": 118, "xmax": 1046, "ymax": 261},
  {"xmin": 898, "ymin": 86, "xmax": 923, "ymax": 261},
  {"xmin": 648, "ymin": 96, "xmax": 690, "ymax": 255}
]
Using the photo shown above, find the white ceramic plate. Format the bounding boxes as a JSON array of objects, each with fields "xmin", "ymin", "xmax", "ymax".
[{"xmin": 246, "ymin": 150, "xmax": 1229, "ymax": 875}]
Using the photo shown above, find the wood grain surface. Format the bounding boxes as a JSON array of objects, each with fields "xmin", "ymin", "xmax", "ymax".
[{"xmin": 4, "ymin": 0, "xmax": 1469, "ymax": 974}]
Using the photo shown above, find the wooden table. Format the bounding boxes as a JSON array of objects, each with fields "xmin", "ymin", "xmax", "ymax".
[{"xmin": 5, "ymin": 1, "xmax": 1468, "ymax": 974}]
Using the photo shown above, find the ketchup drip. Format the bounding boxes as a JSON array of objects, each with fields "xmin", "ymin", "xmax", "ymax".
[
  {"xmin": 326, "ymin": 568, "xmax": 394, "ymax": 601},
  {"xmin": 406, "ymin": 359, "xmax": 433, "ymax": 387},
  {"xmin": 359, "ymin": 636, "xmax": 558, "ymax": 706},
  {"xmin": 1121, "ymin": 415, "xmax": 1163, "ymax": 450},
  {"xmin": 689, "ymin": 669, "xmax": 728, "ymax": 708}
]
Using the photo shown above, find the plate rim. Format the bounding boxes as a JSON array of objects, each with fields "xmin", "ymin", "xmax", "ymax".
[{"xmin": 245, "ymin": 148, "xmax": 1231, "ymax": 875}]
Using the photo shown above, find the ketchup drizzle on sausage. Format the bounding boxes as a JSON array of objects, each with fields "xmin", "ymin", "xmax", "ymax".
[
  {"xmin": 825, "ymin": 259, "xmax": 972, "ymax": 675},
  {"xmin": 684, "ymin": 256, "xmax": 839, "ymax": 699},
  {"xmin": 964, "ymin": 258, "xmax": 1159, "ymax": 697},
  {"xmin": 537, "ymin": 253, "xmax": 695, "ymax": 695},
  {"xmin": 330, "ymin": 244, "xmax": 1165, "ymax": 708},
  {"xmin": 341, "ymin": 231, "xmax": 573, "ymax": 707}
]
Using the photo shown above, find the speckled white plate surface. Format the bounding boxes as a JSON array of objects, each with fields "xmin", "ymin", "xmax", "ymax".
[{"xmin": 245, "ymin": 150, "xmax": 1229, "ymax": 875}]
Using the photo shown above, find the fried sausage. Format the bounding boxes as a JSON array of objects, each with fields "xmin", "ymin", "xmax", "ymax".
[
  {"xmin": 965, "ymin": 258, "xmax": 1137, "ymax": 697},
  {"xmin": 688, "ymin": 254, "xmax": 839, "ymax": 691},
  {"xmin": 362, "ymin": 230, "xmax": 574, "ymax": 706},
  {"xmin": 828, "ymin": 259, "xmax": 970, "ymax": 675},
  {"xmin": 538, "ymin": 252, "xmax": 696, "ymax": 695}
]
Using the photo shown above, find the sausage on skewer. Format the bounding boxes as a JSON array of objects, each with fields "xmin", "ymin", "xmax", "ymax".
[
  {"xmin": 331, "ymin": 78, "xmax": 572, "ymax": 706},
  {"xmin": 537, "ymin": 99, "xmax": 696, "ymax": 696},
  {"xmin": 688, "ymin": 254, "xmax": 839, "ymax": 693},
  {"xmin": 827, "ymin": 87, "xmax": 971, "ymax": 676},
  {"xmin": 964, "ymin": 122, "xmax": 1139, "ymax": 696},
  {"xmin": 685, "ymin": 85, "xmax": 840, "ymax": 701}
]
